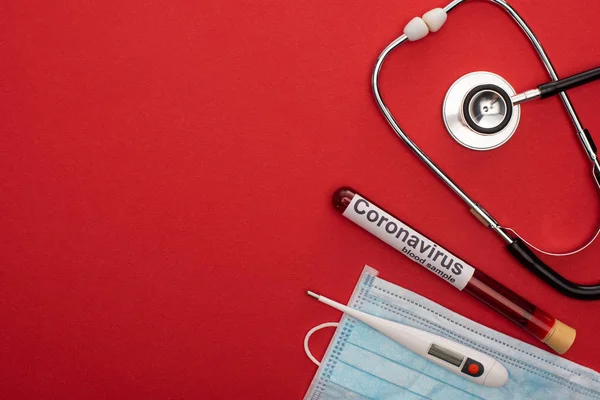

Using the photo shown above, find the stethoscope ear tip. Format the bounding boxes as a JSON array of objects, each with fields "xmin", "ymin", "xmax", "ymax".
[{"xmin": 403, "ymin": 8, "xmax": 448, "ymax": 41}]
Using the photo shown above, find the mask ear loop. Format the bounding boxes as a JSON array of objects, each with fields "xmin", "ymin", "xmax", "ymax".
[
  {"xmin": 303, "ymin": 322, "xmax": 339, "ymax": 366},
  {"xmin": 501, "ymin": 225, "xmax": 600, "ymax": 257},
  {"xmin": 499, "ymin": 165, "xmax": 600, "ymax": 257}
]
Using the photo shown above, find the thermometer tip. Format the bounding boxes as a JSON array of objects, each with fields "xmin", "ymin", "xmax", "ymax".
[{"xmin": 307, "ymin": 290, "xmax": 320, "ymax": 299}]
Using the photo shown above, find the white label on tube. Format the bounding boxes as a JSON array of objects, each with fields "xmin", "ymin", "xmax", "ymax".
[{"xmin": 342, "ymin": 194, "xmax": 475, "ymax": 290}]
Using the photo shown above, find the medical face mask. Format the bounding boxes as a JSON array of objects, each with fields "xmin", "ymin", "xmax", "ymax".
[{"xmin": 303, "ymin": 266, "xmax": 600, "ymax": 400}]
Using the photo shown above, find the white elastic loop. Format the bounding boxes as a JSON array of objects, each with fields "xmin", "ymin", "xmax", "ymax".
[
  {"xmin": 500, "ymin": 226, "xmax": 600, "ymax": 257},
  {"xmin": 500, "ymin": 165, "xmax": 600, "ymax": 257},
  {"xmin": 303, "ymin": 322, "xmax": 339, "ymax": 367},
  {"xmin": 593, "ymin": 164, "xmax": 600, "ymax": 191}
]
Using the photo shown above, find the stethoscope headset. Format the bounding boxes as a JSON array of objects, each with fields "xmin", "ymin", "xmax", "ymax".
[{"xmin": 372, "ymin": 0, "xmax": 600, "ymax": 299}]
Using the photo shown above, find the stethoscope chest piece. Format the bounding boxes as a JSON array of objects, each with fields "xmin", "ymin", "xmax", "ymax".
[{"xmin": 443, "ymin": 71, "xmax": 520, "ymax": 151}]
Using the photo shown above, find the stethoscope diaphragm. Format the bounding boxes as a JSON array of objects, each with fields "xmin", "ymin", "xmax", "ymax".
[{"xmin": 443, "ymin": 71, "xmax": 520, "ymax": 151}]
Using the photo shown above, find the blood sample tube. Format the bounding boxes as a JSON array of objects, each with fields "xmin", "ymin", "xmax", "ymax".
[{"xmin": 332, "ymin": 187, "xmax": 575, "ymax": 354}]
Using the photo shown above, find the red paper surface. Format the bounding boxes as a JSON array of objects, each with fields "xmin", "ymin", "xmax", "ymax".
[{"xmin": 1, "ymin": 0, "xmax": 600, "ymax": 398}]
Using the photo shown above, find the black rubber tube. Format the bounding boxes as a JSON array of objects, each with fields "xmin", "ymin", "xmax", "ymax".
[
  {"xmin": 507, "ymin": 238, "xmax": 600, "ymax": 300},
  {"xmin": 538, "ymin": 66, "xmax": 600, "ymax": 99}
]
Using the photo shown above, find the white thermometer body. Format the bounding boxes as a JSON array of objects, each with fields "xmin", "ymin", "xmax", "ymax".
[{"xmin": 308, "ymin": 291, "xmax": 508, "ymax": 387}]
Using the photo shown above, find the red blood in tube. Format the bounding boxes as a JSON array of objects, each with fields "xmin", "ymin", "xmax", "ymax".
[
  {"xmin": 332, "ymin": 187, "xmax": 556, "ymax": 343},
  {"xmin": 463, "ymin": 270, "xmax": 554, "ymax": 340}
]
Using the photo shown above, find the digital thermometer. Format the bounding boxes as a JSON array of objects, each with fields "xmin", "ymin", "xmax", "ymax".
[{"xmin": 307, "ymin": 291, "xmax": 508, "ymax": 387}]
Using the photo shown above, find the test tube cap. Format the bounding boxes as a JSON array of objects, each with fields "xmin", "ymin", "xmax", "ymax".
[{"xmin": 544, "ymin": 320, "xmax": 576, "ymax": 354}]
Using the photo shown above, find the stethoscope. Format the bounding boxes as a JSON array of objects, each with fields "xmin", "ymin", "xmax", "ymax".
[{"xmin": 373, "ymin": 0, "xmax": 600, "ymax": 299}]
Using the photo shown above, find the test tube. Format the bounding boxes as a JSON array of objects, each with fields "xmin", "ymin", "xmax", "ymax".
[{"xmin": 332, "ymin": 187, "xmax": 575, "ymax": 354}]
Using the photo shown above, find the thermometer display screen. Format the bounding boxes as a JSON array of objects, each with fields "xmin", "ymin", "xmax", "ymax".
[{"xmin": 427, "ymin": 343, "xmax": 465, "ymax": 367}]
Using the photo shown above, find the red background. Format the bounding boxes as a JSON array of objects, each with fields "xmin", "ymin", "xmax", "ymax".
[{"xmin": 1, "ymin": 0, "xmax": 600, "ymax": 398}]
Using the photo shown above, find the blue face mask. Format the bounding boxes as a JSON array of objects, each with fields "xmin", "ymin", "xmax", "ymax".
[{"xmin": 304, "ymin": 266, "xmax": 600, "ymax": 400}]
